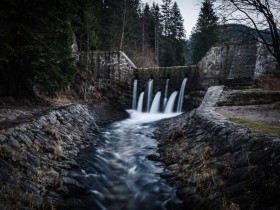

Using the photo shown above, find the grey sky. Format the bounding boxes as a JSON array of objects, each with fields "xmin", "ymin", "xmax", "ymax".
[{"xmin": 141, "ymin": 0, "xmax": 201, "ymax": 38}]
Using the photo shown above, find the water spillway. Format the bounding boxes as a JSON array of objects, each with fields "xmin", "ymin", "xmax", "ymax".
[
  {"xmin": 150, "ymin": 91, "xmax": 161, "ymax": 113},
  {"xmin": 132, "ymin": 79, "xmax": 138, "ymax": 110},
  {"xmin": 164, "ymin": 91, "xmax": 178, "ymax": 114},
  {"xmin": 176, "ymin": 78, "xmax": 188, "ymax": 112},
  {"xmin": 71, "ymin": 111, "xmax": 181, "ymax": 210},
  {"xmin": 146, "ymin": 80, "xmax": 153, "ymax": 112},
  {"xmin": 163, "ymin": 79, "xmax": 169, "ymax": 108},
  {"xmin": 134, "ymin": 77, "xmax": 188, "ymax": 114},
  {"xmin": 137, "ymin": 92, "xmax": 144, "ymax": 112}
]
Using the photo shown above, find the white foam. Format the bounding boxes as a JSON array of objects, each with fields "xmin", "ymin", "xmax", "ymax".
[{"xmin": 126, "ymin": 110, "xmax": 181, "ymax": 124}]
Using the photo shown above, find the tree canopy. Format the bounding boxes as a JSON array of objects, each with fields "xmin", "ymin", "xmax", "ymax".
[
  {"xmin": 217, "ymin": 0, "xmax": 280, "ymax": 68},
  {"xmin": 190, "ymin": 0, "xmax": 219, "ymax": 65}
]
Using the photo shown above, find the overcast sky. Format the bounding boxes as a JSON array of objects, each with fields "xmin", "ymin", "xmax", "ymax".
[{"xmin": 141, "ymin": 0, "xmax": 201, "ymax": 38}]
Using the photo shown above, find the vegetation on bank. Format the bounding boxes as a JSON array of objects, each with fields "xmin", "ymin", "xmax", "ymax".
[
  {"xmin": 0, "ymin": 0, "xmax": 278, "ymax": 99},
  {"xmin": 229, "ymin": 117, "xmax": 280, "ymax": 136},
  {"xmin": 272, "ymin": 101, "xmax": 280, "ymax": 110}
]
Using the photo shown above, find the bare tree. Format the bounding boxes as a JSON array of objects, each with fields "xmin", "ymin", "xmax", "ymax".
[{"xmin": 217, "ymin": 0, "xmax": 280, "ymax": 67}]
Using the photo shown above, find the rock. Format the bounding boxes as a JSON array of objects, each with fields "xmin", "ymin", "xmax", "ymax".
[
  {"xmin": 56, "ymin": 185, "xmax": 69, "ymax": 195},
  {"xmin": 22, "ymin": 180, "xmax": 41, "ymax": 194},
  {"xmin": 156, "ymin": 86, "xmax": 280, "ymax": 209},
  {"xmin": 0, "ymin": 134, "xmax": 7, "ymax": 143},
  {"xmin": 0, "ymin": 159, "xmax": 14, "ymax": 171},
  {"xmin": 147, "ymin": 153, "xmax": 161, "ymax": 161},
  {"xmin": 160, "ymin": 171, "xmax": 173, "ymax": 178},
  {"xmin": 8, "ymin": 136, "xmax": 21, "ymax": 148}
]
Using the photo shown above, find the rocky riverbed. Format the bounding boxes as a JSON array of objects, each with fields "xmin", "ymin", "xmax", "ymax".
[
  {"xmin": 155, "ymin": 86, "xmax": 280, "ymax": 210},
  {"xmin": 0, "ymin": 102, "xmax": 127, "ymax": 210},
  {"xmin": 0, "ymin": 85, "xmax": 279, "ymax": 210}
]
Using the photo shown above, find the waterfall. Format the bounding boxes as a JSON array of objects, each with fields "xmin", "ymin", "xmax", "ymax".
[
  {"xmin": 150, "ymin": 91, "xmax": 161, "ymax": 113},
  {"xmin": 132, "ymin": 79, "xmax": 138, "ymax": 109},
  {"xmin": 176, "ymin": 78, "xmax": 188, "ymax": 112},
  {"xmin": 163, "ymin": 79, "xmax": 169, "ymax": 108},
  {"xmin": 137, "ymin": 92, "xmax": 144, "ymax": 112},
  {"xmin": 164, "ymin": 91, "xmax": 178, "ymax": 114},
  {"xmin": 146, "ymin": 79, "xmax": 153, "ymax": 112}
]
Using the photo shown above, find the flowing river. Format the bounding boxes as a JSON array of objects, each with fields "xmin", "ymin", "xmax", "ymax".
[{"xmin": 70, "ymin": 111, "xmax": 182, "ymax": 210}]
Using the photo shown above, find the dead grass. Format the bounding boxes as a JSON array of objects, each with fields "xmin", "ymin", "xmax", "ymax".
[
  {"xmin": 272, "ymin": 101, "xmax": 280, "ymax": 110},
  {"xmin": 255, "ymin": 75, "xmax": 280, "ymax": 90},
  {"xmin": 1, "ymin": 184, "xmax": 38, "ymax": 210},
  {"xmin": 229, "ymin": 117, "xmax": 280, "ymax": 136}
]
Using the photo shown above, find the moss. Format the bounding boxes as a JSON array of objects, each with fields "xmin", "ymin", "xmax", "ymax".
[{"xmin": 229, "ymin": 117, "xmax": 280, "ymax": 136}]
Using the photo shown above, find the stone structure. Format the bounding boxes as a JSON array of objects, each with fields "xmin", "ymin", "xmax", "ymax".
[
  {"xmin": 197, "ymin": 45, "xmax": 257, "ymax": 90},
  {"xmin": 0, "ymin": 105, "xmax": 97, "ymax": 209},
  {"xmin": 74, "ymin": 41, "xmax": 280, "ymax": 110},
  {"xmin": 255, "ymin": 42, "xmax": 280, "ymax": 76},
  {"xmin": 156, "ymin": 86, "xmax": 280, "ymax": 209},
  {"xmin": 197, "ymin": 42, "xmax": 280, "ymax": 90},
  {"xmin": 0, "ymin": 103, "xmax": 127, "ymax": 209}
]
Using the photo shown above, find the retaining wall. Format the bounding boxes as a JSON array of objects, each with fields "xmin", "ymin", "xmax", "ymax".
[{"xmin": 156, "ymin": 86, "xmax": 280, "ymax": 209}]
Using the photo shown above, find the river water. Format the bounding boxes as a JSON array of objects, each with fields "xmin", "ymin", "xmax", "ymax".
[{"xmin": 71, "ymin": 111, "xmax": 182, "ymax": 210}]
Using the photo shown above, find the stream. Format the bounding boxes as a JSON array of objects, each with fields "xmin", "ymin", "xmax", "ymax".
[{"xmin": 69, "ymin": 111, "xmax": 182, "ymax": 210}]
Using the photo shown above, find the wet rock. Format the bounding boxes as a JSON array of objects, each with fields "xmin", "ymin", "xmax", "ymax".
[
  {"xmin": 147, "ymin": 153, "xmax": 161, "ymax": 161},
  {"xmin": 156, "ymin": 85, "xmax": 280, "ymax": 209},
  {"xmin": 22, "ymin": 180, "xmax": 41, "ymax": 194},
  {"xmin": 160, "ymin": 170, "xmax": 173, "ymax": 178},
  {"xmin": 62, "ymin": 177, "xmax": 88, "ymax": 195},
  {"xmin": 0, "ymin": 134, "xmax": 7, "ymax": 143},
  {"xmin": 0, "ymin": 103, "xmax": 115, "ymax": 209}
]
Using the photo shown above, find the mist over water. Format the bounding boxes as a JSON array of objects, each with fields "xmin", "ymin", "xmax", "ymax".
[{"xmin": 72, "ymin": 111, "xmax": 182, "ymax": 210}]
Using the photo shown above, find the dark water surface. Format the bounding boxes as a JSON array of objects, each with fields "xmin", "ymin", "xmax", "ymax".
[
  {"xmin": 68, "ymin": 113, "xmax": 180, "ymax": 210},
  {"xmin": 70, "ymin": 111, "xmax": 182, "ymax": 210}
]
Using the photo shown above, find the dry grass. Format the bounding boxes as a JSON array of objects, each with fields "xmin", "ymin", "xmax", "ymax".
[
  {"xmin": 53, "ymin": 139, "xmax": 63, "ymax": 159},
  {"xmin": 272, "ymin": 101, "xmax": 280, "ymax": 110},
  {"xmin": 229, "ymin": 117, "xmax": 280, "ymax": 136},
  {"xmin": 1, "ymin": 184, "xmax": 38, "ymax": 210},
  {"xmin": 222, "ymin": 197, "xmax": 240, "ymax": 210},
  {"xmin": 255, "ymin": 75, "xmax": 280, "ymax": 90},
  {"xmin": 43, "ymin": 125, "xmax": 64, "ymax": 158}
]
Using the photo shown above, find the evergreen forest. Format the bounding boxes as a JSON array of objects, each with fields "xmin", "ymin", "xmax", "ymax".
[{"xmin": 1, "ymin": 0, "xmax": 276, "ymax": 98}]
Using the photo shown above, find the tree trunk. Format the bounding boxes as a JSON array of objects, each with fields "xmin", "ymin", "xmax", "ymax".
[{"xmin": 120, "ymin": 0, "xmax": 127, "ymax": 51}]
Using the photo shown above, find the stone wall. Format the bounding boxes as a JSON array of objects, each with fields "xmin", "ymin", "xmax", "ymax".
[
  {"xmin": 79, "ymin": 52, "xmax": 197, "ymax": 110},
  {"xmin": 197, "ymin": 41, "xmax": 280, "ymax": 91},
  {"xmin": 0, "ymin": 104, "xmax": 127, "ymax": 209},
  {"xmin": 75, "ymin": 51, "xmax": 136, "ymax": 109},
  {"xmin": 133, "ymin": 66, "xmax": 197, "ymax": 111},
  {"xmin": 156, "ymin": 86, "xmax": 280, "ymax": 210},
  {"xmin": 255, "ymin": 42, "xmax": 280, "ymax": 76},
  {"xmin": 197, "ymin": 44, "xmax": 257, "ymax": 90}
]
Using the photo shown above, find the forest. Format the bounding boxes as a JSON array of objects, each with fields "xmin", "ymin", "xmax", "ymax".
[{"xmin": 0, "ymin": 0, "xmax": 279, "ymax": 98}]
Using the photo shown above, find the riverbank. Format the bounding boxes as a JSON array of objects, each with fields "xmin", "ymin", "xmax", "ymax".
[
  {"xmin": 156, "ymin": 86, "xmax": 280, "ymax": 210},
  {"xmin": 0, "ymin": 101, "xmax": 128, "ymax": 209}
]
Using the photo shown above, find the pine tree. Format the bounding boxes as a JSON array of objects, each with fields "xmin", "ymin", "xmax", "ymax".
[
  {"xmin": 0, "ymin": 0, "xmax": 78, "ymax": 97},
  {"xmin": 161, "ymin": 0, "xmax": 173, "ymax": 36},
  {"xmin": 150, "ymin": 3, "xmax": 161, "ymax": 65},
  {"xmin": 159, "ymin": 0, "xmax": 186, "ymax": 67},
  {"xmin": 170, "ymin": 2, "xmax": 186, "ymax": 65},
  {"xmin": 191, "ymin": 0, "xmax": 218, "ymax": 64}
]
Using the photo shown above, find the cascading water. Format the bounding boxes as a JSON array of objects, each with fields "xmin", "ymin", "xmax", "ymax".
[
  {"xmin": 137, "ymin": 92, "xmax": 144, "ymax": 112},
  {"xmin": 132, "ymin": 79, "xmax": 138, "ymax": 110},
  {"xmin": 149, "ymin": 91, "xmax": 161, "ymax": 113},
  {"xmin": 146, "ymin": 79, "xmax": 153, "ymax": 112},
  {"xmin": 163, "ymin": 79, "xmax": 169, "ymax": 109},
  {"xmin": 164, "ymin": 91, "xmax": 178, "ymax": 114},
  {"xmin": 176, "ymin": 78, "xmax": 188, "ymax": 113},
  {"xmin": 68, "ymin": 111, "xmax": 182, "ymax": 210},
  {"xmin": 66, "ymin": 77, "xmax": 190, "ymax": 209},
  {"xmin": 131, "ymin": 77, "xmax": 187, "ymax": 114}
]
